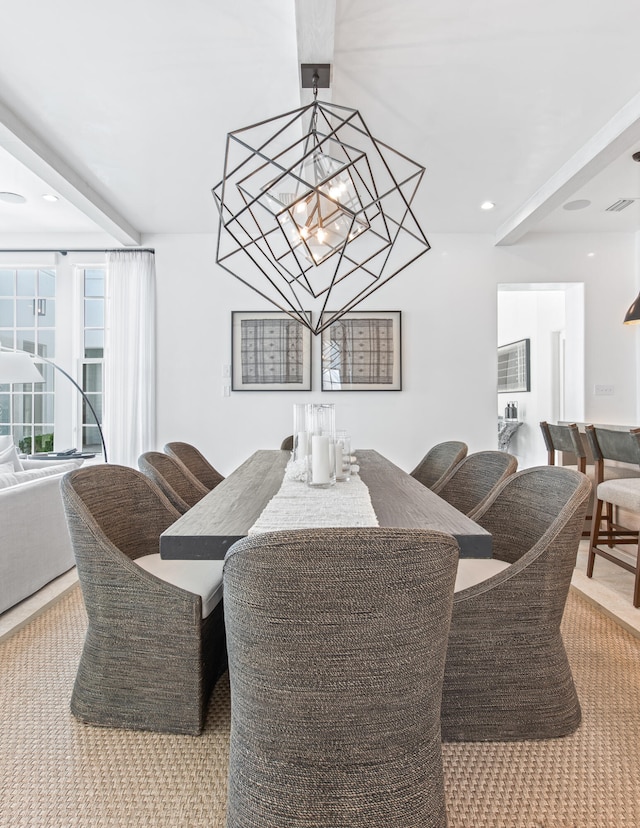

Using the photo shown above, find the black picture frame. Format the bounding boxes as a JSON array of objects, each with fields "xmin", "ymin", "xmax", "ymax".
[
  {"xmin": 231, "ymin": 311, "xmax": 312, "ymax": 391},
  {"xmin": 321, "ymin": 311, "xmax": 402, "ymax": 391},
  {"xmin": 497, "ymin": 338, "xmax": 530, "ymax": 393}
]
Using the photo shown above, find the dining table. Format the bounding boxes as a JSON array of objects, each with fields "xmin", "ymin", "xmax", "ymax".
[{"xmin": 160, "ymin": 449, "xmax": 492, "ymax": 560}]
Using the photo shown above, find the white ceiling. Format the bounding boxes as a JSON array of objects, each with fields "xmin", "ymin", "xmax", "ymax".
[{"xmin": 2, "ymin": 0, "xmax": 640, "ymax": 247}]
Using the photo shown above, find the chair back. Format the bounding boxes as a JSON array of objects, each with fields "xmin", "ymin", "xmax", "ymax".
[
  {"xmin": 223, "ymin": 527, "xmax": 459, "ymax": 828},
  {"xmin": 437, "ymin": 450, "xmax": 517, "ymax": 516},
  {"xmin": 163, "ymin": 441, "xmax": 224, "ymax": 491},
  {"xmin": 279, "ymin": 434, "xmax": 294, "ymax": 451},
  {"xmin": 585, "ymin": 426, "xmax": 640, "ymax": 480},
  {"xmin": 139, "ymin": 451, "xmax": 209, "ymax": 513},
  {"xmin": 61, "ymin": 465, "xmax": 180, "ymax": 569},
  {"xmin": 469, "ymin": 466, "xmax": 591, "ymax": 616},
  {"xmin": 540, "ymin": 421, "xmax": 588, "ymax": 473},
  {"xmin": 410, "ymin": 440, "xmax": 468, "ymax": 490}
]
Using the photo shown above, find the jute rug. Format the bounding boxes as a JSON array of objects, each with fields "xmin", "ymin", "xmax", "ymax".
[{"xmin": 1, "ymin": 587, "xmax": 639, "ymax": 827}]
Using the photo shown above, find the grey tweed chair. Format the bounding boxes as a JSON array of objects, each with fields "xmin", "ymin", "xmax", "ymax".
[
  {"xmin": 61, "ymin": 465, "xmax": 227, "ymax": 735},
  {"xmin": 442, "ymin": 465, "xmax": 591, "ymax": 742},
  {"xmin": 434, "ymin": 450, "xmax": 517, "ymax": 515},
  {"xmin": 410, "ymin": 440, "xmax": 468, "ymax": 491},
  {"xmin": 163, "ymin": 441, "xmax": 225, "ymax": 491},
  {"xmin": 223, "ymin": 528, "xmax": 459, "ymax": 828},
  {"xmin": 279, "ymin": 434, "xmax": 294, "ymax": 451},
  {"xmin": 138, "ymin": 450, "xmax": 209, "ymax": 513}
]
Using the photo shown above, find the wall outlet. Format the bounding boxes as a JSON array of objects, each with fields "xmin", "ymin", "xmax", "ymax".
[
  {"xmin": 222, "ymin": 385, "xmax": 230, "ymax": 397},
  {"xmin": 222, "ymin": 363, "xmax": 231, "ymax": 378},
  {"xmin": 594, "ymin": 384, "xmax": 614, "ymax": 396}
]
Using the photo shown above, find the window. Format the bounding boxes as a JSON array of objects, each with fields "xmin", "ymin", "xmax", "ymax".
[
  {"xmin": 80, "ymin": 268, "xmax": 105, "ymax": 453},
  {"xmin": 0, "ymin": 268, "xmax": 56, "ymax": 453},
  {"xmin": 0, "ymin": 263, "xmax": 107, "ymax": 457}
]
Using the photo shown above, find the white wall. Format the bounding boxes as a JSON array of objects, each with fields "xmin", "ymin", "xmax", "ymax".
[{"xmin": 147, "ymin": 230, "xmax": 639, "ymax": 476}]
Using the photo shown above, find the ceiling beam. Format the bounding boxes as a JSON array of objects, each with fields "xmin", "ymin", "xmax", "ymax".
[
  {"xmin": 0, "ymin": 98, "xmax": 141, "ymax": 246},
  {"xmin": 294, "ymin": 0, "xmax": 336, "ymax": 107},
  {"xmin": 495, "ymin": 91, "xmax": 640, "ymax": 246}
]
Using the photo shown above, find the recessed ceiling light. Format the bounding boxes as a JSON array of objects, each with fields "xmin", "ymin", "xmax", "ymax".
[
  {"xmin": 42, "ymin": 193, "xmax": 58, "ymax": 202},
  {"xmin": 563, "ymin": 199, "xmax": 591, "ymax": 211},
  {"xmin": 0, "ymin": 191, "xmax": 26, "ymax": 204},
  {"xmin": 587, "ymin": 252, "xmax": 595, "ymax": 257},
  {"xmin": 480, "ymin": 201, "xmax": 495, "ymax": 210}
]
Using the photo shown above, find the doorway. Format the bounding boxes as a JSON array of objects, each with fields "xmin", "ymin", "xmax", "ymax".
[{"xmin": 497, "ymin": 283, "xmax": 585, "ymax": 468}]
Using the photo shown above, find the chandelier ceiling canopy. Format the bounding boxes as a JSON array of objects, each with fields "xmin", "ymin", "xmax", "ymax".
[{"xmin": 212, "ymin": 66, "xmax": 430, "ymax": 334}]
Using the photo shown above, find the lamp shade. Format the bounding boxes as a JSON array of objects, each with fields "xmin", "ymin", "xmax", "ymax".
[
  {"xmin": 0, "ymin": 351, "xmax": 44, "ymax": 383},
  {"xmin": 624, "ymin": 292, "xmax": 640, "ymax": 325}
]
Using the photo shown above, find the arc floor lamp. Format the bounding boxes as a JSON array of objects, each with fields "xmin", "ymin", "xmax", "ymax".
[{"xmin": 0, "ymin": 348, "xmax": 108, "ymax": 462}]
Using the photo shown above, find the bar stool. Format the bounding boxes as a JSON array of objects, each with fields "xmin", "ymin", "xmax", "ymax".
[
  {"xmin": 585, "ymin": 426, "xmax": 640, "ymax": 606},
  {"xmin": 540, "ymin": 421, "xmax": 590, "ymax": 536}
]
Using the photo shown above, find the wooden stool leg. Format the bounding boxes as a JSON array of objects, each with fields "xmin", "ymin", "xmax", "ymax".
[
  {"xmin": 605, "ymin": 501, "xmax": 614, "ymax": 548},
  {"xmin": 587, "ymin": 497, "xmax": 604, "ymax": 578},
  {"xmin": 634, "ymin": 543, "xmax": 640, "ymax": 609}
]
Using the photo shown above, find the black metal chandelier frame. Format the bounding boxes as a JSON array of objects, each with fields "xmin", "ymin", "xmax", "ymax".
[{"xmin": 212, "ymin": 69, "xmax": 430, "ymax": 335}]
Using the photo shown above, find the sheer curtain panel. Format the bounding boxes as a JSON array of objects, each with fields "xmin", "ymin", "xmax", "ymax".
[{"xmin": 104, "ymin": 250, "xmax": 156, "ymax": 467}]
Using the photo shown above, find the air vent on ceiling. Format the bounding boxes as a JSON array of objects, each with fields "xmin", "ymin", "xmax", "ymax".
[{"xmin": 605, "ymin": 198, "xmax": 638, "ymax": 212}]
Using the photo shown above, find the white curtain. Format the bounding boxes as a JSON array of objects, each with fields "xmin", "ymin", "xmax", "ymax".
[{"xmin": 103, "ymin": 250, "xmax": 156, "ymax": 467}]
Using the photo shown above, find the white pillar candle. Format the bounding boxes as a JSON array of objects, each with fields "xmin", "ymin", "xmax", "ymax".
[{"xmin": 311, "ymin": 435, "xmax": 330, "ymax": 484}]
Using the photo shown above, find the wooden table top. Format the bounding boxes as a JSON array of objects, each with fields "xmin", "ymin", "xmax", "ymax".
[{"xmin": 160, "ymin": 449, "xmax": 492, "ymax": 560}]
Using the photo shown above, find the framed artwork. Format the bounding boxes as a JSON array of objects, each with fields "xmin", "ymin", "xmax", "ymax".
[
  {"xmin": 321, "ymin": 311, "xmax": 402, "ymax": 391},
  {"xmin": 497, "ymin": 338, "xmax": 530, "ymax": 393},
  {"xmin": 231, "ymin": 311, "xmax": 312, "ymax": 391}
]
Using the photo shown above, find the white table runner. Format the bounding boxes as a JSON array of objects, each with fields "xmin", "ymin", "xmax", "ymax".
[{"xmin": 248, "ymin": 461, "xmax": 379, "ymax": 534}]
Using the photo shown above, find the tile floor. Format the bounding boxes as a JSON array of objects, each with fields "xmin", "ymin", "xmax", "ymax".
[
  {"xmin": 0, "ymin": 568, "xmax": 78, "ymax": 643},
  {"xmin": 572, "ymin": 539, "xmax": 640, "ymax": 638},
  {"xmin": 1, "ymin": 543, "xmax": 639, "ymax": 642}
]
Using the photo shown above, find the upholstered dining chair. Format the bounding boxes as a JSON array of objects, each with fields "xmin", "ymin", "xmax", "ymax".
[
  {"xmin": 138, "ymin": 450, "xmax": 209, "ymax": 514},
  {"xmin": 61, "ymin": 465, "xmax": 227, "ymax": 735},
  {"xmin": 279, "ymin": 434, "xmax": 294, "ymax": 451},
  {"xmin": 163, "ymin": 441, "xmax": 225, "ymax": 491},
  {"xmin": 585, "ymin": 425, "xmax": 640, "ymax": 606},
  {"xmin": 433, "ymin": 450, "xmax": 517, "ymax": 515},
  {"xmin": 223, "ymin": 527, "xmax": 459, "ymax": 828},
  {"xmin": 410, "ymin": 440, "xmax": 468, "ymax": 491},
  {"xmin": 442, "ymin": 465, "xmax": 591, "ymax": 742}
]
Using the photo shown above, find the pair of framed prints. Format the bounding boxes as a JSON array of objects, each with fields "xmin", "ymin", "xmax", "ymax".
[{"xmin": 231, "ymin": 310, "xmax": 402, "ymax": 392}]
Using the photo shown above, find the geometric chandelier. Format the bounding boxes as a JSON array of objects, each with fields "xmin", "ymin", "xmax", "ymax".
[{"xmin": 212, "ymin": 66, "xmax": 430, "ymax": 335}]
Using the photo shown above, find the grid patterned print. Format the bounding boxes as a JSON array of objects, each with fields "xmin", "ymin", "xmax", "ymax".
[
  {"xmin": 327, "ymin": 317, "xmax": 394, "ymax": 384},
  {"xmin": 241, "ymin": 318, "xmax": 304, "ymax": 384}
]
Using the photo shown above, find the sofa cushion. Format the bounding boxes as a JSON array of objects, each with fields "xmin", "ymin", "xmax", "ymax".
[
  {"xmin": 0, "ymin": 472, "xmax": 20, "ymax": 489},
  {"xmin": 134, "ymin": 554, "xmax": 224, "ymax": 619},
  {"xmin": 0, "ymin": 463, "xmax": 78, "ymax": 491},
  {"xmin": 0, "ymin": 461, "xmax": 14, "ymax": 474},
  {"xmin": 0, "ymin": 436, "xmax": 24, "ymax": 472}
]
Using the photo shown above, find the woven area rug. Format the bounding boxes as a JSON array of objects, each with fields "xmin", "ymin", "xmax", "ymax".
[{"xmin": 1, "ymin": 587, "xmax": 639, "ymax": 827}]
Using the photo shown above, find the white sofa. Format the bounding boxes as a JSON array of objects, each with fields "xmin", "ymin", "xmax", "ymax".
[{"xmin": 0, "ymin": 437, "xmax": 83, "ymax": 614}]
